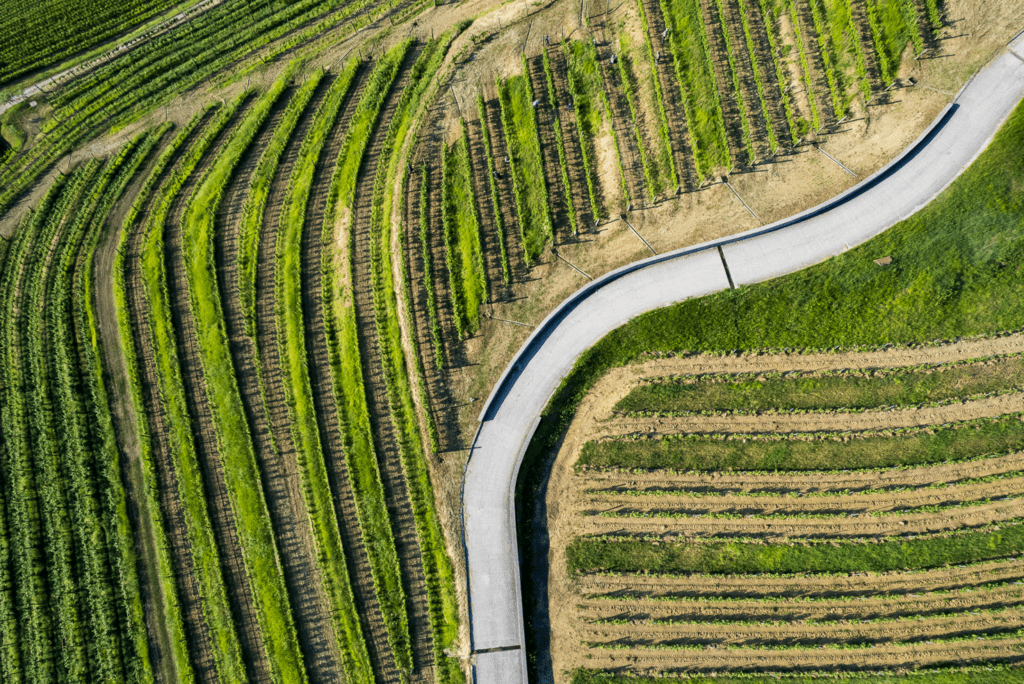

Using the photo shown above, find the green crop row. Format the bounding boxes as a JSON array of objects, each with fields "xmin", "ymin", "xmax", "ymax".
[
  {"xmin": 786, "ymin": 0, "xmax": 822, "ymax": 130},
  {"xmin": 23, "ymin": 163, "xmax": 102, "ymax": 683},
  {"xmin": 441, "ymin": 124, "xmax": 488, "ymax": 338},
  {"xmin": 756, "ymin": 0, "xmax": 801, "ymax": 143},
  {"xmin": 418, "ymin": 164, "xmax": 446, "ymax": 367},
  {"xmin": 114, "ymin": 118, "xmax": 198, "ymax": 684},
  {"xmin": 138, "ymin": 100, "xmax": 248, "ymax": 683},
  {"xmin": 659, "ymin": 0, "xmax": 730, "ymax": 177},
  {"xmin": 0, "ymin": 170, "xmax": 80, "ymax": 683},
  {"xmin": 76, "ymin": 133, "xmax": 165, "ymax": 684},
  {"xmin": 563, "ymin": 40, "xmax": 606, "ymax": 219},
  {"xmin": 365, "ymin": 31, "xmax": 466, "ymax": 684},
  {"xmin": 475, "ymin": 96, "xmax": 512, "ymax": 282},
  {"xmin": 572, "ymin": 663, "xmax": 1024, "ymax": 684},
  {"xmin": 319, "ymin": 48, "xmax": 411, "ymax": 684},
  {"xmin": 599, "ymin": 90, "xmax": 632, "ymax": 207},
  {"xmin": 711, "ymin": 0, "xmax": 757, "ymax": 163},
  {"xmin": 924, "ymin": 0, "xmax": 942, "ymax": 29},
  {"xmin": 735, "ymin": 0, "xmax": 780, "ymax": 152},
  {"xmin": 183, "ymin": 82, "xmax": 310, "ymax": 683},
  {"xmin": 807, "ymin": 0, "xmax": 847, "ymax": 119},
  {"xmin": 836, "ymin": 0, "xmax": 873, "ymax": 99},
  {"xmin": 238, "ymin": 73, "xmax": 320, "ymax": 337},
  {"xmin": 864, "ymin": 0, "xmax": 921, "ymax": 85},
  {"xmin": 567, "ymin": 520, "xmax": 1024, "ymax": 575},
  {"xmin": 614, "ymin": 37, "xmax": 658, "ymax": 199},
  {"xmin": 616, "ymin": 354, "xmax": 1024, "ymax": 414},
  {"xmin": 542, "ymin": 47, "xmax": 581, "ymax": 231},
  {"xmin": 579, "ymin": 411, "xmax": 1024, "ymax": 472},
  {"xmin": 633, "ymin": 0, "xmax": 681, "ymax": 191},
  {"xmin": 498, "ymin": 59, "xmax": 554, "ymax": 263}
]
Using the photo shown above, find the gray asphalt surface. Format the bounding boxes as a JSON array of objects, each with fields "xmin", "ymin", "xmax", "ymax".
[{"xmin": 460, "ymin": 33, "xmax": 1024, "ymax": 684}]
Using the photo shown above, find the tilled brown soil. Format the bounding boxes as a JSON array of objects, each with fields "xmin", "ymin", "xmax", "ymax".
[{"xmin": 544, "ymin": 337, "xmax": 1024, "ymax": 679}]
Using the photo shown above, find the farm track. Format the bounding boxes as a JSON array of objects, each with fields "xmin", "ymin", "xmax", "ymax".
[
  {"xmin": 579, "ymin": 584, "xmax": 1024, "ymax": 622},
  {"xmin": 350, "ymin": 44, "xmax": 437, "ymax": 684},
  {"xmin": 593, "ymin": 31, "xmax": 648, "ymax": 205},
  {"xmin": 599, "ymin": 390, "xmax": 1024, "ymax": 436},
  {"xmin": 122, "ymin": 119, "xmax": 220, "ymax": 684},
  {"xmin": 700, "ymin": 0, "xmax": 752, "ymax": 165},
  {"xmin": 584, "ymin": 606, "xmax": 1024, "ymax": 645},
  {"xmin": 640, "ymin": 0, "xmax": 698, "ymax": 188},
  {"xmin": 294, "ymin": 62, "xmax": 411, "ymax": 684},
  {"xmin": 578, "ymin": 557, "xmax": 1024, "ymax": 599},
  {"xmin": 163, "ymin": 99, "xmax": 272, "ymax": 684},
  {"xmin": 548, "ymin": 47, "xmax": 598, "ymax": 227},
  {"xmin": 526, "ymin": 55, "xmax": 572, "ymax": 241},
  {"xmin": 584, "ymin": 635, "xmax": 1024, "ymax": 672},
  {"xmin": 583, "ymin": 450, "xmax": 1024, "ymax": 493},
  {"xmin": 213, "ymin": 83, "xmax": 346, "ymax": 682}
]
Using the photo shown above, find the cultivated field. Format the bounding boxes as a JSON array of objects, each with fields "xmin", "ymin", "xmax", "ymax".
[{"xmin": 0, "ymin": 0, "xmax": 1020, "ymax": 680}]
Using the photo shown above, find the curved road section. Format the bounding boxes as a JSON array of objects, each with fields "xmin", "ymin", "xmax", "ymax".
[{"xmin": 461, "ymin": 34, "xmax": 1024, "ymax": 684}]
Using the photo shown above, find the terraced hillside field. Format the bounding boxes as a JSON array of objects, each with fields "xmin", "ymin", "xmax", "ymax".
[{"xmin": 0, "ymin": 0, "xmax": 1019, "ymax": 680}]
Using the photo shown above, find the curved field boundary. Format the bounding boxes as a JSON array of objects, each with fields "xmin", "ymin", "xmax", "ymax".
[{"xmin": 460, "ymin": 34, "xmax": 1024, "ymax": 684}]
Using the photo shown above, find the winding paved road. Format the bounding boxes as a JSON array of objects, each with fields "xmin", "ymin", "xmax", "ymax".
[{"xmin": 460, "ymin": 31, "xmax": 1024, "ymax": 684}]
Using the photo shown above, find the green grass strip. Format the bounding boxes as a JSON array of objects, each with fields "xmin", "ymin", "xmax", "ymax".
[
  {"xmin": 321, "ymin": 45, "xmax": 414, "ymax": 681},
  {"xmin": 183, "ymin": 79, "xmax": 309, "ymax": 683},
  {"xmin": 442, "ymin": 122, "xmax": 488, "ymax": 337},
  {"xmin": 580, "ymin": 413, "xmax": 1024, "ymax": 471},
  {"xmin": 735, "ymin": 0, "xmax": 780, "ymax": 152},
  {"xmin": 475, "ymin": 95, "xmax": 512, "ymax": 283},
  {"xmin": 617, "ymin": 356, "xmax": 1024, "ymax": 414},
  {"xmin": 498, "ymin": 61, "xmax": 554, "ymax": 264},
  {"xmin": 140, "ymin": 101, "xmax": 248, "ymax": 683},
  {"xmin": 864, "ymin": 0, "xmax": 920, "ymax": 85},
  {"xmin": 563, "ymin": 39, "xmax": 606, "ymax": 220},
  {"xmin": 658, "ymin": 0, "xmax": 731, "ymax": 177},
  {"xmin": 567, "ymin": 521, "xmax": 1024, "ymax": 575},
  {"xmin": 807, "ymin": 0, "xmax": 849, "ymax": 119},
  {"xmin": 114, "ymin": 118, "xmax": 197, "ymax": 684},
  {"xmin": 367, "ymin": 31, "xmax": 466, "ymax": 684},
  {"xmin": 542, "ymin": 46, "xmax": 580, "ymax": 232},
  {"xmin": 237, "ymin": 75, "xmax": 320, "ymax": 337}
]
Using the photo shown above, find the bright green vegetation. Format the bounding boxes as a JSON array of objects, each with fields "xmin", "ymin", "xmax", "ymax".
[
  {"xmin": 755, "ymin": 0, "xmax": 801, "ymax": 143},
  {"xmin": 365, "ymin": 30, "xmax": 466, "ymax": 684},
  {"xmin": 441, "ymin": 123, "xmax": 488, "ymax": 338},
  {"xmin": 475, "ymin": 95, "xmax": 512, "ymax": 282},
  {"xmin": 615, "ymin": 35, "xmax": 660, "ymax": 199},
  {"xmin": 865, "ymin": 0, "xmax": 923, "ymax": 85},
  {"xmin": 564, "ymin": 39, "xmax": 606, "ymax": 220},
  {"xmin": 735, "ymin": 0, "xmax": 780, "ymax": 152},
  {"xmin": 659, "ymin": 0, "xmax": 730, "ymax": 177},
  {"xmin": 0, "ymin": 0, "xmax": 413, "ymax": 217},
  {"xmin": 579, "ymin": 413, "xmax": 1024, "ymax": 471},
  {"xmin": 498, "ymin": 64, "xmax": 553, "ymax": 263},
  {"xmin": 541, "ymin": 47, "xmax": 580, "ymax": 233},
  {"xmin": 238, "ymin": 74, "xmax": 320, "ymax": 336},
  {"xmin": 783, "ymin": 0, "xmax": 822, "ymax": 130},
  {"xmin": 632, "ymin": 0, "xmax": 680, "ymax": 192},
  {"xmin": 0, "ymin": 0, "xmax": 184, "ymax": 86},
  {"xmin": 114, "ymin": 118, "xmax": 198, "ymax": 684},
  {"xmin": 183, "ymin": 81, "xmax": 310, "ymax": 683},
  {"xmin": 319, "ymin": 48, "xmax": 410, "ymax": 684},
  {"xmin": 571, "ymin": 664, "xmax": 1024, "ymax": 684},
  {"xmin": 567, "ymin": 522, "xmax": 1024, "ymax": 575},
  {"xmin": 806, "ymin": 0, "xmax": 849, "ymax": 119},
  {"xmin": 710, "ymin": 0, "xmax": 757, "ymax": 163},
  {"xmin": 418, "ymin": 164, "xmax": 446, "ymax": 367},
  {"xmin": 138, "ymin": 101, "xmax": 249, "ymax": 682},
  {"xmin": 617, "ymin": 356, "xmax": 1024, "ymax": 414},
  {"xmin": 819, "ymin": 0, "xmax": 873, "ymax": 101}
]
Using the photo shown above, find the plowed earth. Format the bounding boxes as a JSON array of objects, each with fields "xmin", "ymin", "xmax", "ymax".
[{"xmin": 544, "ymin": 335, "xmax": 1024, "ymax": 680}]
